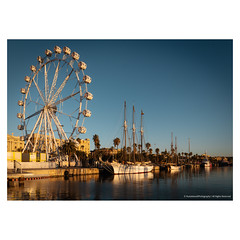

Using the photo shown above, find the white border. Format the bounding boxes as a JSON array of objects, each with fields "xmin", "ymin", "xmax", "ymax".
[{"xmin": 1, "ymin": 1, "xmax": 239, "ymax": 240}]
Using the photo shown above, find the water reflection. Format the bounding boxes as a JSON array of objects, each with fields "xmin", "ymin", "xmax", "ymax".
[{"xmin": 8, "ymin": 167, "xmax": 232, "ymax": 200}]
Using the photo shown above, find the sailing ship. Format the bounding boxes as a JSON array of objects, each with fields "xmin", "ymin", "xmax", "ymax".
[{"xmin": 102, "ymin": 101, "xmax": 153, "ymax": 175}]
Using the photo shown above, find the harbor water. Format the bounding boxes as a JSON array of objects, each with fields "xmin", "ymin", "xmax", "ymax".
[{"xmin": 8, "ymin": 167, "xmax": 233, "ymax": 200}]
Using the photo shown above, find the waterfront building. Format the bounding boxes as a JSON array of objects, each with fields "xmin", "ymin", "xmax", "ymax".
[
  {"xmin": 7, "ymin": 133, "xmax": 24, "ymax": 152},
  {"xmin": 76, "ymin": 138, "xmax": 90, "ymax": 156},
  {"xmin": 7, "ymin": 133, "xmax": 90, "ymax": 156}
]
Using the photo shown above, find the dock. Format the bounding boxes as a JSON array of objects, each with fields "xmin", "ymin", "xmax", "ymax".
[{"xmin": 7, "ymin": 167, "xmax": 99, "ymax": 187}]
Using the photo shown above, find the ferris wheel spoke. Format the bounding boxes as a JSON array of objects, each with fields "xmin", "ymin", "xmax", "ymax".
[
  {"xmin": 54, "ymin": 109, "xmax": 78, "ymax": 120},
  {"xmin": 44, "ymin": 110, "xmax": 49, "ymax": 160},
  {"xmin": 25, "ymin": 108, "xmax": 43, "ymax": 120},
  {"xmin": 49, "ymin": 69, "xmax": 74, "ymax": 105},
  {"xmin": 22, "ymin": 112, "xmax": 43, "ymax": 153},
  {"xmin": 70, "ymin": 106, "xmax": 81, "ymax": 116},
  {"xmin": 48, "ymin": 60, "xmax": 60, "ymax": 102},
  {"xmin": 46, "ymin": 112, "xmax": 53, "ymax": 153},
  {"xmin": 46, "ymin": 110, "xmax": 60, "ymax": 154},
  {"xmin": 33, "ymin": 112, "xmax": 44, "ymax": 152},
  {"xmin": 44, "ymin": 64, "xmax": 49, "ymax": 102},
  {"xmin": 72, "ymin": 96, "xmax": 80, "ymax": 103},
  {"xmin": 50, "ymin": 90, "xmax": 80, "ymax": 107},
  {"xmin": 29, "ymin": 99, "xmax": 44, "ymax": 107},
  {"xmin": 32, "ymin": 78, "xmax": 46, "ymax": 104},
  {"xmin": 58, "ymin": 60, "xmax": 67, "ymax": 72},
  {"xmin": 48, "ymin": 109, "xmax": 68, "ymax": 140}
]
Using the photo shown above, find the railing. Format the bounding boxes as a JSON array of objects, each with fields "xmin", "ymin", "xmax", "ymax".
[{"xmin": 14, "ymin": 160, "xmax": 22, "ymax": 173}]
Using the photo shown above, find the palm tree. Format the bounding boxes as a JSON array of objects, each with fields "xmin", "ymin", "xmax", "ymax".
[
  {"xmin": 145, "ymin": 142, "xmax": 151, "ymax": 154},
  {"xmin": 113, "ymin": 137, "xmax": 120, "ymax": 152},
  {"xmin": 93, "ymin": 134, "xmax": 100, "ymax": 149},
  {"xmin": 96, "ymin": 142, "xmax": 101, "ymax": 150},
  {"xmin": 127, "ymin": 146, "xmax": 131, "ymax": 162},
  {"xmin": 60, "ymin": 139, "xmax": 77, "ymax": 167},
  {"xmin": 189, "ymin": 152, "xmax": 192, "ymax": 162},
  {"xmin": 138, "ymin": 144, "xmax": 141, "ymax": 153},
  {"xmin": 155, "ymin": 148, "xmax": 160, "ymax": 163}
]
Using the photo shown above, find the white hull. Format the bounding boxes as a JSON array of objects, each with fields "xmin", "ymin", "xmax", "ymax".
[
  {"xmin": 111, "ymin": 162, "xmax": 153, "ymax": 175},
  {"xmin": 113, "ymin": 172, "xmax": 154, "ymax": 183},
  {"xmin": 170, "ymin": 165, "xmax": 182, "ymax": 171},
  {"xmin": 200, "ymin": 159, "xmax": 212, "ymax": 167}
]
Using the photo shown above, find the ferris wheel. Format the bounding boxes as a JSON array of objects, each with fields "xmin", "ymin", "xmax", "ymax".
[{"xmin": 17, "ymin": 46, "xmax": 93, "ymax": 160}]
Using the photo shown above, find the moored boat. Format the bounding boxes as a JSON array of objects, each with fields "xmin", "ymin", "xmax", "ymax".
[
  {"xmin": 111, "ymin": 161, "xmax": 153, "ymax": 174},
  {"xmin": 102, "ymin": 101, "xmax": 153, "ymax": 175},
  {"xmin": 170, "ymin": 165, "xmax": 182, "ymax": 171},
  {"xmin": 200, "ymin": 158, "xmax": 212, "ymax": 167},
  {"xmin": 219, "ymin": 157, "xmax": 229, "ymax": 167}
]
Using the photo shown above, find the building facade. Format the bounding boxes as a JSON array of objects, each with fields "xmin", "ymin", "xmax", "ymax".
[
  {"xmin": 7, "ymin": 133, "xmax": 24, "ymax": 152},
  {"xmin": 7, "ymin": 133, "xmax": 90, "ymax": 156},
  {"xmin": 76, "ymin": 138, "xmax": 90, "ymax": 156}
]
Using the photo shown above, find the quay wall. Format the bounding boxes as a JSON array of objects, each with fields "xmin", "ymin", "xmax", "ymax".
[
  {"xmin": 8, "ymin": 167, "xmax": 99, "ymax": 181},
  {"xmin": 7, "ymin": 161, "xmax": 79, "ymax": 170}
]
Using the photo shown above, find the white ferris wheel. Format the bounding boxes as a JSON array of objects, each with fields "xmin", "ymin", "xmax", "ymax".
[{"xmin": 17, "ymin": 46, "xmax": 93, "ymax": 160}]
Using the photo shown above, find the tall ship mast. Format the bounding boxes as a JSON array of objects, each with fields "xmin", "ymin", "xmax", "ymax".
[
  {"xmin": 140, "ymin": 110, "xmax": 144, "ymax": 154},
  {"xmin": 102, "ymin": 101, "xmax": 153, "ymax": 174},
  {"xmin": 132, "ymin": 105, "xmax": 136, "ymax": 164},
  {"xmin": 123, "ymin": 101, "xmax": 127, "ymax": 162}
]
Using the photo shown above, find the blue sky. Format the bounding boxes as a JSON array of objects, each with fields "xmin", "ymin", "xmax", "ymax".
[{"xmin": 7, "ymin": 40, "xmax": 232, "ymax": 156}]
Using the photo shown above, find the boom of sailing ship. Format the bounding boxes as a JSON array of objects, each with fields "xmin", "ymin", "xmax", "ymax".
[{"xmin": 102, "ymin": 101, "xmax": 153, "ymax": 174}]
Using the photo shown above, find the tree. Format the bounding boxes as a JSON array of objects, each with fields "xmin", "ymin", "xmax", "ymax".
[
  {"xmin": 145, "ymin": 142, "xmax": 151, "ymax": 154},
  {"xmin": 76, "ymin": 150, "xmax": 87, "ymax": 167},
  {"xmin": 93, "ymin": 134, "xmax": 100, "ymax": 149},
  {"xmin": 60, "ymin": 139, "xmax": 77, "ymax": 167},
  {"xmin": 113, "ymin": 137, "xmax": 120, "ymax": 152},
  {"xmin": 155, "ymin": 148, "xmax": 160, "ymax": 163}
]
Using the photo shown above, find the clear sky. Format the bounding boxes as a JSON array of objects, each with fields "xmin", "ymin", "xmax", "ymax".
[{"xmin": 7, "ymin": 40, "xmax": 233, "ymax": 156}]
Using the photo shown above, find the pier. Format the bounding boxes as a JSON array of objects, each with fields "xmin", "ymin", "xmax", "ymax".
[{"xmin": 7, "ymin": 167, "xmax": 99, "ymax": 187}]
